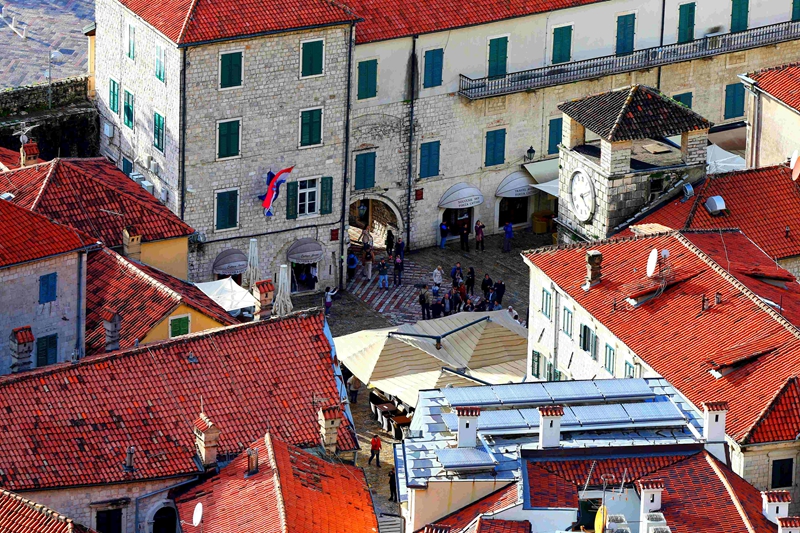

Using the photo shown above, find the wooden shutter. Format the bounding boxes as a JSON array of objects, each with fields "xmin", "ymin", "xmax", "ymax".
[
  {"xmin": 420, "ymin": 141, "xmax": 439, "ymax": 177},
  {"xmin": 221, "ymin": 52, "xmax": 242, "ymax": 88},
  {"xmin": 731, "ymin": 0, "xmax": 748, "ymax": 32},
  {"xmin": 532, "ymin": 351, "xmax": 541, "ymax": 378},
  {"xmin": 310, "ymin": 109, "xmax": 322, "ymax": 145},
  {"xmin": 358, "ymin": 60, "xmax": 377, "ymax": 99},
  {"xmin": 552, "ymin": 26, "xmax": 572, "ymax": 64},
  {"xmin": 548, "ymin": 118, "xmax": 563, "ymax": 154},
  {"xmin": 794, "ymin": 0, "xmax": 800, "ymax": 21},
  {"xmin": 365, "ymin": 152, "xmax": 375, "ymax": 188},
  {"xmin": 320, "ymin": 176, "xmax": 333, "ymax": 215},
  {"xmin": 39, "ymin": 273, "xmax": 56, "ymax": 303},
  {"xmin": 302, "ymin": 40, "xmax": 323, "ymax": 77},
  {"xmin": 286, "ymin": 181, "xmax": 298, "ymax": 219},
  {"xmin": 216, "ymin": 191, "xmax": 229, "ymax": 229},
  {"xmin": 678, "ymin": 3, "xmax": 695, "ymax": 43},
  {"xmin": 424, "ymin": 49, "xmax": 443, "ymax": 88},
  {"xmin": 219, "ymin": 121, "xmax": 239, "ymax": 158},
  {"xmin": 226, "ymin": 190, "xmax": 238, "ymax": 228},
  {"xmin": 725, "ymin": 84, "xmax": 744, "ymax": 118},
  {"xmin": 488, "ymin": 37, "xmax": 507, "ymax": 79},
  {"xmin": 674, "ymin": 92, "xmax": 693, "ymax": 108},
  {"xmin": 37, "ymin": 335, "xmax": 57, "ymax": 367},
  {"xmin": 616, "ymin": 14, "xmax": 635, "ymax": 56},
  {"xmin": 355, "ymin": 154, "xmax": 365, "ymax": 190},
  {"xmin": 170, "ymin": 317, "xmax": 189, "ymax": 337},
  {"xmin": 109, "ymin": 80, "xmax": 118, "ymax": 113}
]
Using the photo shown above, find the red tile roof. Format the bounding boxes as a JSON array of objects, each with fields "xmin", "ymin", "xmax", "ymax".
[
  {"xmin": 0, "ymin": 197, "xmax": 96, "ymax": 268},
  {"xmin": 175, "ymin": 433, "xmax": 378, "ymax": 533},
  {"xmin": 638, "ymin": 478, "xmax": 665, "ymax": 490},
  {"xmin": 630, "ymin": 165, "xmax": 800, "ymax": 260},
  {"xmin": 525, "ymin": 231, "xmax": 800, "ymax": 444},
  {"xmin": 748, "ymin": 62, "xmax": 800, "ymax": 113},
  {"xmin": 424, "ymin": 484, "xmax": 518, "ymax": 533},
  {"xmin": 85, "ymin": 248, "xmax": 236, "ymax": 355},
  {"xmin": 779, "ymin": 517, "xmax": 800, "ymax": 527},
  {"xmin": 538, "ymin": 405, "xmax": 564, "ymax": 417},
  {"xmin": 0, "ymin": 489, "xmax": 95, "ymax": 533},
  {"xmin": 455, "ymin": 406, "xmax": 481, "ymax": 417},
  {"xmin": 0, "ymin": 158, "xmax": 194, "ymax": 247},
  {"xmin": 0, "ymin": 146, "xmax": 19, "ymax": 170},
  {"xmin": 474, "ymin": 518, "xmax": 530, "ymax": 533},
  {"xmin": 526, "ymin": 464, "xmax": 579, "ymax": 509},
  {"xmin": 0, "ymin": 312, "xmax": 357, "ymax": 491},
  {"xmin": 12, "ymin": 326, "xmax": 34, "ymax": 344},
  {"xmin": 119, "ymin": 0, "xmax": 358, "ymax": 46},
  {"xmin": 763, "ymin": 490, "xmax": 792, "ymax": 503},
  {"xmin": 702, "ymin": 401, "xmax": 729, "ymax": 412}
]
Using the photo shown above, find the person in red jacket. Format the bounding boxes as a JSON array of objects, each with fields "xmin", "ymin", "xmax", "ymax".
[{"xmin": 368, "ymin": 434, "xmax": 382, "ymax": 467}]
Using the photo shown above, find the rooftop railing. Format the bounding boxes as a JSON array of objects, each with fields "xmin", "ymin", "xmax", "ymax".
[{"xmin": 459, "ymin": 19, "xmax": 800, "ymax": 100}]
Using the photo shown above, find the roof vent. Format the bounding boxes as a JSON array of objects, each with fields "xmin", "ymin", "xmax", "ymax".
[
  {"xmin": 245, "ymin": 447, "xmax": 259, "ymax": 477},
  {"xmin": 0, "ymin": 192, "xmax": 14, "ymax": 201},
  {"xmin": 704, "ymin": 195, "xmax": 726, "ymax": 215},
  {"xmin": 682, "ymin": 183, "xmax": 694, "ymax": 202},
  {"xmin": 652, "ymin": 527, "xmax": 672, "ymax": 533}
]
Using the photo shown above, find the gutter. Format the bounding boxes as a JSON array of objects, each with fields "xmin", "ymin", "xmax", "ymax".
[
  {"xmin": 656, "ymin": 0, "xmax": 666, "ymax": 88},
  {"xmin": 175, "ymin": 20, "xmax": 362, "ymax": 49},
  {"xmin": 179, "ymin": 48, "xmax": 187, "ymax": 220},
  {"xmin": 340, "ymin": 22, "xmax": 356, "ymax": 289},
  {"xmin": 74, "ymin": 250, "xmax": 85, "ymax": 360},
  {"xmin": 405, "ymin": 36, "xmax": 418, "ymax": 249},
  {"xmin": 134, "ymin": 475, "xmax": 199, "ymax": 533}
]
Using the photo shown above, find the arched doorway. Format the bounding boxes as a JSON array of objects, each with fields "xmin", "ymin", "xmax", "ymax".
[
  {"xmin": 152, "ymin": 506, "xmax": 177, "ymax": 533},
  {"xmin": 348, "ymin": 196, "xmax": 402, "ymax": 251}
]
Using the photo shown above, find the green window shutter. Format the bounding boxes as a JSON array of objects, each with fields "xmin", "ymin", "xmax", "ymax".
[
  {"xmin": 39, "ymin": 273, "xmax": 57, "ymax": 303},
  {"xmin": 794, "ymin": 0, "xmax": 800, "ymax": 22},
  {"xmin": 302, "ymin": 40, "xmax": 324, "ymax": 77},
  {"xmin": 218, "ymin": 120, "xmax": 240, "ymax": 158},
  {"xmin": 122, "ymin": 158, "xmax": 133, "ymax": 176},
  {"xmin": 300, "ymin": 109, "xmax": 322, "ymax": 147},
  {"xmin": 109, "ymin": 80, "xmax": 119, "ymax": 114},
  {"xmin": 37, "ymin": 335, "xmax": 57, "ymax": 367},
  {"xmin": 678, "ymin": 3, "xmax": 696, "ymax": 43},
  {"xmin": 320, "ymin": 176, "xmax": 333, "ymax": 215},
  {"xmin": 220, "ymin": 52, "xmax": 242, "ymax": 88},
  {"xmin": 123, "ymin": 91, "xmax": 134, "ymax": 129},
  {"xmin": 724, "ymin": 83, "xmax": 745, "ymax": 118},
  {"xmin": 616, "ymin": 14, "xmax": 635, "ymax": 56},
  {"xmin": 154, "ymin": 113, "xmax": 165, "ymax": 151},
  {"xmin": 552, "ymin": 26, "xmax": 572, "ymax": 64},
  {"xmin": 423, "ymin": 49, "xmax": 444, "ymax": 88},
  {"xmin": 420, "ymin": 141, "xmax": 440, "ymax": 178},
  {"xmin": 170, "ymin": 317, "xmax": 189, "ymax": 337},
  {"xmin": 286, "ymin": 181, "xmax": 299, "ymax": 219},
  {"xmin": 215, "ymin": 190, "xmax": 238, "ymax": 230},
  {"xmin": 532, "ymin": 351, "xmax": 541, "ymax": 378},
  {"xmin": 355, "ymin": 153, "xmax": 376, "ymax": 190},
  {"xmin": 357, "ymin": 60, "xmax": 378, "ymax": 99},
  {"xmin": 548, "ymin": 118, "xmax": 563, "ymax": 155},
  {"xmin": 485, "ymin": 129, "xmax": 506, "ymax": 166},
  {"xmin": 673, "ymin": 92, "xmax": 693, "ymax": 108},
  {"xmin": 487, "ymin": 37, "xmax": 508, "ymax": 79},
  {"xmin": 155, "ymin": 46, "xmax": 165, "ymax": 81},
  {"xmin": 731, "ymin": 0, "xmax": 749, "ymax": 32},
  {"xmin": 128, "ymin": 26, "xmax": 135, "ymax": 59}
]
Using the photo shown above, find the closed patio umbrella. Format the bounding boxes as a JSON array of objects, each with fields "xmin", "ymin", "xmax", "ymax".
[{"xmin": 273, "ymin": 264, "xmax": 293, "ymax": 317}]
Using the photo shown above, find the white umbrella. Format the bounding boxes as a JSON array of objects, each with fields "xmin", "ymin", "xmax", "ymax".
[
  {"xmin": 273, "ymin": 264, "xmax": 293, "ymax": 317},
  {"xmin": 242, "ymin": 238, "xmax": 259, "ymax": 289}
]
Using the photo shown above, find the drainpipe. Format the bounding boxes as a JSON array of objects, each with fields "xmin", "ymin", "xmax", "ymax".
[
  {"xmin": 552, "ymin": 286, "xmax": 561, "ymax": 378},
  {"xmin": 134, "ymin": 476, "xmax": 199, "ymax": 533},
  {"xmin": 179, "ymin": 48, "xmax": 188, "ymax": 220},
  {"xmin": 74, "ymin": 250, "xmax": 85, "ymax": 360},
  {"xmin": 656, "ymin": 0, "xmax": 666, "ymax": 89},
  {"xmin": 405, "ymin": 36, "xmax": 418, "ymax": 250},
  {"xmin": 339, "ymin": 23, "xmax": 355, "ymax": 289}
]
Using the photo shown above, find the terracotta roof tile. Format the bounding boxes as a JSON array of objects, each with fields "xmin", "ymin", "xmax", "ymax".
[
  {"xmin": 475, "ymin": 518, "xmax": 530, "ymax": 533},
  {"xmin": 12, "ymin": 326, "xmax": 34, "ymax": 344},
  {"xmin": 0, "ymin": 489, "xmax": 95, "ymax": 533},
  {"xmin": 526, "ymin": 464, "xmax": 579, "ymax": 508},
  {"xmin": 455, "ymin": 406, "xmax": 481, "ymax": 417},
  {"xmin": 425, "ymin": 484, "xmax": 518, "ymax": 533},
  {"xmin": 538, "ymin": 405, "xmax": 564, "ymax": 417},
  {"xmin": 175, "ymin": 433, "xmax": 378, "ymax": 533},
  {"xmin": 0, "ymin": 312, "xmax": 357, "ymax": 490},
  {"xmin": 748, "ymin": 62, "xmax": 800, "ymax": 113},
  {"xmin": 779, "ymin": 517, "xmax": 800, "ymax": 527},
  {"xmin": 702, "ymin": 401, "xmax": 729, "ymax": 412},
  {"xmin": 0, "ymin": 146, "xmax": 19, "ymax": 170},
  {"xmin": 763, "ymin": 490, "xmax": 792, "ymax": 503}
]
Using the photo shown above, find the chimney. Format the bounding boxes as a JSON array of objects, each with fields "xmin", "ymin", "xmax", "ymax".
[
  {"xmin": 101, "ymin": 307, "xmax": 121, "ymax": 352},
  {"xmin": 423, "ymin": 526, "xmax": 452, "ymax": 533},
  {"xmin": 123, "ymin": 446, "xmax": 135, "ymax": 472},
  {"xmin": 762, "ymin": 491, "xmax": 791, "ymax": 524},
  {"xmin": 583, "ymin": 250, "xmax": 603, "ymax": 290},
  {"xmin": 9, "ymin": 326, "xmax": 34, "ymax": 373},
  {"xmin": 252, "ymin": 279, "xmax": 275, "ymax": 321},
  {"xmin": 318, "ymin": 405, "xmax": 342, "ymax": 454},
  {"xmin": 638, "ymin": 479, "xmax": 664, "ymax": 514},
  {"xmin": 193, "ymin": 412, "xmax": 221, "ymax": 466},
  {"xmin": 538, "ymin": 405, "xmax": 563, "ymax": 449},
  {"xmin": 779, "ymin": 517, "xmax": 800, "ymax": 533},
  {"xmin": 20, "ymin": 142, "xmax": 40, "ymax": 167},
  {"xmin": 245, "ymin": 447, "xmax": 259, "ymax": 477},
  {"xmin": 702, "ymin": 401, "xmax": 728, "ymax": 463},
  {"xmin": 122, "ymin": 227, "xmax": 142, "ymax": 262},
  {"xmin": 455, "ymin": 406, "xmax": 480, "ymax": 448}
]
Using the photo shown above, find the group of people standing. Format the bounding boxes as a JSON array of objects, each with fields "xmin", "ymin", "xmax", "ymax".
[
  {"xmin": 419, "ymin": 262, "xmax": 511, "ymax": 321},
  {"xmin": 347, "ymin": 228, "xmax": 406, "ymax": 288},
  {"xmin": 439, "ymin": 219, "xmax": 515, "ymax": 253}
]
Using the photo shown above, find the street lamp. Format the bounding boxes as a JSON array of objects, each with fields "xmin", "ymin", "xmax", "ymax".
[
  {"xmin": 46, "ymin": 50, "xmax": 65, "ymax": 109},
  {"xmin": 524, "ymin": 146, "xmax": 536, "ymax": 162}
]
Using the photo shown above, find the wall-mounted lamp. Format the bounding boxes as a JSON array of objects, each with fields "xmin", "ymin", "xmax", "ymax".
[{"xmin": 524, "ymin": 146, "xmax": 536, "ymax": 162}]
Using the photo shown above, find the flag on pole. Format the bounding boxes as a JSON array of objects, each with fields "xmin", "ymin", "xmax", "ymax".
[{"xmin": 258, "ymin": 166, "xmax": 294, "ymax": 217}]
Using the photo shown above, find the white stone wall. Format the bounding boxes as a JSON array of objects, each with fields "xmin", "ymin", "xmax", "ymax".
[
  {"xmin": 0, "ymin": 253, "xmax": 84, "ymax": 375},
  {"xmin": 746, "ymin": 91, "xmax": 800, "ymax": 168},
  {"xmin": 778, "ymin": 256, "xmax": 800, "ymax": 278},
  {"xmin": 731, "ymin": 441, "xmax": 800, "ymax": 514}
]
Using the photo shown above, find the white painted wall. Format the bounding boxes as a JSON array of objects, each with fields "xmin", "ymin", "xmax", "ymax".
[{"xmin": 407, "ymin": 480, "xmax": 512, "ymax": 531}]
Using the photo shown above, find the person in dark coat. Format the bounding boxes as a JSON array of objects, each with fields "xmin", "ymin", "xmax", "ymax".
[
  {"xmin": 451, "ymin": 288, "xmax": 462, "ymax": 313},
  {"xmin": 450, "ymin": 262, "xmax": 463, "ymax": 287},
  {"xmin": 385, "ymin": 230, "xmax": 395, "ymax": 255},
  {"xmin": 394, "ymin": 237, "xmax": 405, "ymax": 259},
  {"xmin": 439, "ymin": 222, "xmax": 449, "ymax": 249},
  {"xmin": 494, "ymin": 280, "xmax": 506, "ymax": 305},
  {"xmin": 432, "ymin": 299, "xmax": 444, "ymax": 318},
  {"xmin": 459, "ymin": 221, "xmax": 470, "ymax": 252},
  {"xmin": 389, "ymin": 467, "xmax": 398, "ymax": 501},
  {"xmin": 481, "ymin": 274, "xmax": 493, "ymax": 300},
  {"xmin": 466, "ymin": 267, "xmax": 476, "ymax": 296},
  {"xmin": 393, "ymin": 255, "xmax": 404, "ymax": 286}
]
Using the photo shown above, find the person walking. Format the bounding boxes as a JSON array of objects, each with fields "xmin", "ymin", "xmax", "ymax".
[
  {"xmin": 432, "ymin": 265, "xmax": 443, "ymax": 289},
  {"xmin": 458, "ymin": 221, "xmax": 469, "ymax": 252},
  {"xmin": 394, "ymin": 237, "xmax": 405, "ymax": 260},
  {"xmin": 360, "ymin": 225, "xmax": 373, "ymax": 248},
  {"xmin": 458, "ymin": 281, "xmax": 468, "ymax": 304},
  {"xmin": 347, "ymin": 252, "xmax": 359, "ymax": 281},
  {"xmin": 481, "ymin": 274, "xmax": 493, "ymax": 300},
  {"xmin": 385, "ymin": 230, "xmax": 395, "ymax": 255},
  {"xmin": 466, "ymin": 267, "xmax": 476, "ymax": 296},
  {"xmin": 393, "ymin": 255, "xmax": 404, "ymax": 286},
  {"xmin": 443, "ymin": 293, "xmax": 451, "ymax": 316},
  {"xmin": 363, "ymin": 246, "xmax": 374, "ymax": 280},
  {"xmin": 419, "ymin": 285, "xmax": 432, "ymax": 320},
  {"xmin": 502, "ymin": 221, "xmax": 514, "ymax": 253},
  {"xmin": 368, "ymin": 434, "xmax": 382, "ymax": 467},
  {"xmin": 377, "ymin": 258, "xmax": 389, "ymax": 289},
  {"xmin": 439, "ymin": 221, "xmax": 449, "ymax": 249},
  {"xmin": 432, "ymin": 298, "xmax": 444, "ymax": 318},
  {"xmin": 488, "ymin": 287, "xmax": 498, "ymax": 307},
  {"xmin": 451, "ymin": 287, "xmax": 462, "ymax": 313},
  {"xmin": 450, "ymin": 262, "xmax": 462, "ymax": 287},
  {"xmin": 389, "ymin": 467, "xmax": 398, "ymax": 501},
  {"xmin": 346, "ymin": 374, "xmax": 361, "ymax": 404},
  {"xmin": 494, "ymin": 279, "xmax": 506, "ymax": 305},
  {"xmin": 323, "ymin": 286, "xmax": 339, "ymax": 316},
  {"xmin": 474, "ymin": 220, "xmax": 486, "ymax": 252}
]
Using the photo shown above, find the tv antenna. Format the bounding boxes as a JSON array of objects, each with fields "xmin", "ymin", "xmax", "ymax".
[{"xmin": 12, "ymin": 122, "xmax": 38, "ymax": 146}]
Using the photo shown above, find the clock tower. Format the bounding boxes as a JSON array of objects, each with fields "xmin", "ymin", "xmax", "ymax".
[{"xmin": 554, "ymin": 85, "xmax": 711, "ymax": 242}]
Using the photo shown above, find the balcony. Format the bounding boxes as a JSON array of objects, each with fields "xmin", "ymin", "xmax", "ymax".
[{"xmin": 459, "ymin": 19, "xmax": 800, "ymax": 100}]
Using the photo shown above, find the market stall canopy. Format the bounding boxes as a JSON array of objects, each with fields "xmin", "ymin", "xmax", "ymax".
[
  {"xmin": 496, "ymin": 171, "xmax": 535, "ymax": 197},
  {"xmin": 522, "ymin": 158, "xmax": 559, "ymax": 184},
  {"xmin": 212, "ymin": 248, "xmax": 247, "ymax": 276},
  {"xmin": 438, "ymin": 183, "xmax": 484, "ymax": 209},
  {"xmin": 530, "ymin": 180, "xmax": 560, "ymax": 197},
  {"xmin": 287, "ymin": 238, "xmax": 324, "ymax": 264},
  {"xmin": 706, "ymin": 144, "xmax": 746, "ymax": 174},
  {"xmin": 195, "ymin": 277, "xmax": 259, "ymax": 312}
]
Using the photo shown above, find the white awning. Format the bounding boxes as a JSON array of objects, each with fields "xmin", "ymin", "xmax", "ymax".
[
  {"xmin": 438, "ymin": 183, "xmax": 484, "ymax": 209},
  {"xmin": 287, "ymin": 238, "xmax": 324, "ymax": 264},
  {"xmin": 530, "ymin": 180, "xmax": 560, "ymax": 197},
  {"xmin": 195, "ymin": 277, "xmax": 259, "ymax": 312},
  {"xmin": 522, "ymin": 158, "xmax": 559, "ymax": 184},
  {"xmin": 212, "ymin": 248, "xmax": 247, "ymax": 276},
  {"xmin": 706, "ymin": 144, "xmax": 745, "ymax": 174},
  {"xmin": 496, "ymin": 171, "xmax": 535, "ymax": 198}
]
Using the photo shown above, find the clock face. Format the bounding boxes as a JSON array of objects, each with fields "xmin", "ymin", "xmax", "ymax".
[{"xmin": 570, "ymin": 170, "xmax": 596, "ymax": 223}]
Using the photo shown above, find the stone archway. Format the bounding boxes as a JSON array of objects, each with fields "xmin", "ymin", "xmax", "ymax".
[{"xmin": 348, "ymin": 194, "xmax": 404, "ymax": 251}]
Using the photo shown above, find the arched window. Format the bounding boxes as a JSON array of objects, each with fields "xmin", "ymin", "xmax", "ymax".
[{"xmin": 152, "ymin": 507, "xmax": 177, "ymax": 533}]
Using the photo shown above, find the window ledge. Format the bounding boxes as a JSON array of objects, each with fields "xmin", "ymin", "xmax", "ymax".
[
  {"xmin": 218, "ymin": 85, "xmax": 243, "ymax": 92},
  {"xmin": 300, "ymin": 73, "xmax": 325, "ymax": 80},
  {"xmin": 216, "ymin": 155, "xmax": 242, "ymax": 162},
  {"xmin": 214, "ymin": 226, "xmax": 240, "ymax": 234},
  {"xmin": 298, "ymin": 143, "xmax": 324, "ymax": 150},
  {"xmin": 298, "ymin": 213, "xmax": 321, "ymax": 220}
]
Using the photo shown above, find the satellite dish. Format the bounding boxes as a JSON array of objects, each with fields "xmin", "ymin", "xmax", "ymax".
[
  {"xmin": 646, "ymin": 249, "xmax": 659, "ymax": 278},
  {"xmin": 192, "ymin": 503, "xmax": 204, "ymax": 527},
  {"xmin": 661, "ymin": 249, "xmax": 670, "ymax": 259},
  {"xmin": 791, "ymin": 150, "xmax": 799, "ymax": 169},
  {"xmin": 19, "ymin": 134, "xmax": 28, "ymax": 145},
  {"xmin": 793, "ymin": 162, "xmax": 800, "ymax": 182}
]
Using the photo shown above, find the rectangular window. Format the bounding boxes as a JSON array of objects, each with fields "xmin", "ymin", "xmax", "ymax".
[
  {"xmin": 169, "ymin": 316, "xmax": 190, "ymax": 338},
  {"xmin": 624, "ymin": 361, "xmax": 635, "ymax": 378},
  {"xmin": 36, "ymin": 334, "xmax": 58, "ymax": 367},
  {"xmin": 217, "ymin": 119, "xmax": 240, "ymax": 159},
  {"xmin": 127, "ymin": 24, "xmax": 135, "ymax": 60},
  {"xmin": 678, "ymin": 3, "xmax": 696, "ymax": 43},
  {"xmin": 220, "ymin": 51, "xmax": 243, "ymax": 89},
  {"xmin": 485, "ymin": 129, "xmax": 506, "ymax": 167},
  {"xmin": 153, "ymin": 112, "xmax": 165, "ymax": 152},
  {"xmin": 300, "ymin": 108, "xmax": 323, "ymax": 147},
  {"xmin": 772, "ymin": 458, "xmax": 794, "ymax": 488},
  {"xmin": 488, "ymin": 37, "xmax": 508, "ymax": 79},
  {"xmin": 794, "ymin": 0, "xmax": 800, "ymax": 22},
  {"xmin": 355, "ymin": 152, "xmax": 376, "ymax": 190},
  {"xmin": 541, "ymin": 289, "xmax": 552, "ymax": 319},
  {"xmin": 724, "ymin": 83, "xmax": 745, "ymax": 119},
  {"xmin": 673, "ymin": 92, "xmax": 693, "ymax": 108},
  {"xmin": 546, "ymin": 361, "xmax": 554, "ymax": 381},
  {"xmin": 579, "ymin": 324, "xmax": 598, "ymax": 360},
  {"xmin": 562, "ymin": 307, "xmax": 573, "ymax": 336},
  {"xmin": 531, "ymin": 351, "xmax": 541, "ymax": 378},
  {"xmin": 604, "ymin": 344, "xmax": 616, "ymax": 373},
  {"xmin": 301, "ymin": 39, "xmax": 324, "ymax": 77},
  {"xmin": 39, "ymin": 272, "xmax": 57, "ymax": 304},
  {"xmin": 122, "ymin": 157, "xmax": 133, "ymax": 176},
  {"xmin": 548, "ymin": 118, "xmax": 563, "ymax": 155},
  {"xmin": 552, "ymin": 26, "xmax": 573, "ymax": 64},
  {"xmin": 424, "ymin": 48, "xmax": 444, "ymax": 88},
  {"xmin": 298, "ymin": 178, "xmax": 318, "ymax": 216},
  {"xmin": 96, "ymin": 508, "xmax": 123, "ymax": 533},
  {"xmin": 123, "ymin": 91, "xmax": 134, "ymax": 129},
  {"xmin": 731, "ymin": 0, "xmax": 749, "ymax": 32},
  {"xmin": 215, "ymin": 189, "xmax": 239, "ymax": 230},
  {"xmin": 419, "ymin": 141, "xmax": 440, "ymax": 178},
  {"xmin": 616, "ymin": 14, "xmax": 636, "ymax": 56},
  {"xmin": 109, "ymin": 79, "xmax": 119, "ymax": 114},
  {"xmin": 320, "ymin": 176, "xmax": 333, "ymax": 215},
  {"xmin": 155, "ymin": 45, "xmax": 165, "ymax": 81},
  {"xmin": 357, "ymin": 59, "xmax": 378, "ymax": 99}
]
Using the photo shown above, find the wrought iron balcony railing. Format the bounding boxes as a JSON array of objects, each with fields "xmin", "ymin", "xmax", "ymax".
[{"xmin": 459, "ymin": 19, "xmax": 800, "ymax": 100}]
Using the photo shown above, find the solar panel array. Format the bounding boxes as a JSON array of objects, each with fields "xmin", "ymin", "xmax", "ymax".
[{"xmin": 436, "ymin": 447, "xmax": 496, "ymax": 469}]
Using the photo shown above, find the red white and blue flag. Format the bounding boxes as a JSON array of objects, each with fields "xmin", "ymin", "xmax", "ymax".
[{"xmin": 258, "ymin": 166, "xmax": 294, "ymax": 217}]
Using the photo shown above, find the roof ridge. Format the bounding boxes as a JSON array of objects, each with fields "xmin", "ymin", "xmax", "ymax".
[
  {"xmin": 264, "ymin": 432, "xmax": 289, "ymax": 533},
  {"xmin": 740, "ymin": 376, "xmax": 799, "ymax": 444},
  {"xmin": 523, "ymin": 230, "xmax": 677, "ymax": 257},
  {"xmin": 30, "ymin": 159, "xmax": 58, "ymax": 211},
  {"xmin": 176, "ymin": 0, "xmax": 202, "ymax": 44},
  {"xmin": 704, "ymin": 453, "xmax": 756, "ymax": 533},
  {"xmin": 748, "ymin": 61, "xmax": 800, "ymax": 79},
  {"xmin": 606, "ymin": 85, "xmax": 638, "ymax": 142},
  {"xmin": 0, "ymin": 488, "xmax": 76, "ymax": 525}
]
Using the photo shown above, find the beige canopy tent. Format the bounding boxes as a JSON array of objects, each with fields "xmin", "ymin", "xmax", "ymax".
[{"xmin": 334, "ymin": 311, "xmax": 528, "ymax": 407}]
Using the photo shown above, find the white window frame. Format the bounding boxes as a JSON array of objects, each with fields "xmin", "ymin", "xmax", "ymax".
[
  {"xmin": 215, "ymin": 118, "xmax": 242, "ymax": 161},
  {"xmin": 561, "ymin": 307, "xmax": 573, "ymax": 337},
  {"xmin": 126, "ymin": 23, "xmax": 136, "ymax": 61},
  {"xmin": 485, "ymin": 34, "xmax": 511, "ymax": 78},
  {"xmin": 614, "ymin": 10, "xmax": 638, "ymax": 55},
  {"xmin": 153, "ymin": 108, "xmax": 166, "ymax": 154},
  {"xmin": 604, "ymin": 343, "xmax": 616, "ymax": 374},
  {"xmin": 155, "ymin": 44, "xmax": 166, "ymax": 83},
  {"xmin": 123, "ymin": 89, "xmax": 135, "ymax": 130},
  {"xmin": 298, "ymin": 106, "xmax": 324, "ymax": 149},
  {"xmin": 218, "ymin": 49, "xmax": 245, "ymax": 91},
  {"xmin": 108, "ymin": 76, "xmax": 120, "ymax": 116},
  {"xmin": 213, "ymin": 187, "xmax": 241, "ymax": 232},
  {"xmin": 549, "ymin": 22, "xmax": 574, "ymax": 65},
  {"xmin": 297, "ymin": 177, "xmax": 320, "ymax": 218},
  {"xmin": 299, "ymin": 38, "xmax": 325, "ymax": 79},
  {"xmin": 769, "ymin": 452, "xmax": 798, "ymax": 489},
  {"xmin": 168, "ymin": 314, "xmax": 191, "ymax": 338}
]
